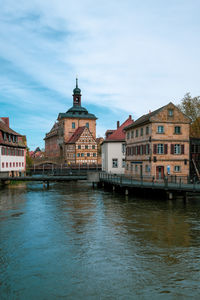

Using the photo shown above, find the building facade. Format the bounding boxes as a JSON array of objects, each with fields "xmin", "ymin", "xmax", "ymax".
[
  {"xmin": 101, "ymin": 116, "xmax": 133, "ymax": 174},
  {"xmin": 0, "ymin": 117, "xmax": 26, "ymax": 177},
  {"xmin": 66, "ymin": 126, "xmax": 97, "ymax": 164},
  {"xmin": 124, "ymin": 103, "xmax": 190, "ymax": 179},
  {"xmin": 44, "ymin": 79, "xmax": 98, "ymax": 164}
]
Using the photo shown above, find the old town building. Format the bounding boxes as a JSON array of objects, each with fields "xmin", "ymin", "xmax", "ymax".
[
  {"xmin": 66, "ymin": 126, "xmax": 97, "ymax": 165},
  {"xmin": 44, "ymin": 79, "xmax": 98, "ymax": 164},
  {"xmin": 0, "ymin": 117, "xmax": 26, "ymax": 177},
  {"xmin": 124, "ymin": 103, "xmax": 191, "ymax": 179},
  {"xmin": 101, "ymin": 116, "xmax": 133, "ymax": 174}
]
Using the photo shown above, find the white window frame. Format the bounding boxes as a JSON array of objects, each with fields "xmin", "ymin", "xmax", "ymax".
[
  {"xmin": 157, "ymin": 144, "xmax": 164, "ymax": 154},
  {"xmin": 174, "ymin": 144, "xmax": 181, "ymax": 154},
  {"xmin": 157, "ymin": 126, "xmax": 164, "ymax": 134},
  {"xmin": 112, "ymin": 158, "xmax": 118, "ymax": 168}
]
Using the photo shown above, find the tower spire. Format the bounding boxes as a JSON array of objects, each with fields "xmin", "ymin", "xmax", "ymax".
[{"xmin": 73, "ymin": 76, "xmax": 81, "ymax": 106}]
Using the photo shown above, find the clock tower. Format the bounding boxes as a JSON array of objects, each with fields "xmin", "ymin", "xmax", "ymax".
[{"xmin": 73, "ymin": 78, "xmax": 81, "ymax": 107}]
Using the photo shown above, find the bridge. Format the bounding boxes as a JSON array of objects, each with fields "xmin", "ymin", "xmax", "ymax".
[
  {"xmin": 99, "ymin": 172, "xmax": 200, "ymax": 200},
  {"xmin": 0, "ymin": 171, "xmax": 100, "ymax": 188}
]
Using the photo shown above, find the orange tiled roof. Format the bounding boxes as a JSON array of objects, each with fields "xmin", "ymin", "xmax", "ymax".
[
  {"xmin": 67, "ymin": 126, "xmax": 86, "ymax": 143},
  {"xmin": 105, "ymin": 117, "xmax": 134, "ymax": 142}
]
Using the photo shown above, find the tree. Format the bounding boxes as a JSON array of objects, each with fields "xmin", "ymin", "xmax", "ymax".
[{"xmin": 178, "ymin": 93, "xmax": 200, "ymax": 138}]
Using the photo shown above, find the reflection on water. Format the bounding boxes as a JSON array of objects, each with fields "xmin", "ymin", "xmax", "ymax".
[{"xmin": 1, "ymin": 182, "xmax": 200, "ymax": 299}]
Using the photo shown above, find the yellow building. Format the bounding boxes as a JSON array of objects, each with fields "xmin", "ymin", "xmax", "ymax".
[{"xmin": 124, "ymin": 102, "xmax": 191, "ymax": 180}]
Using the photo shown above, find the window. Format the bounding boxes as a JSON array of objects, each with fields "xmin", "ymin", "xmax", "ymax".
[
  {"xmin": 72, "ymin": 122, "xmax": 75, "ymax": 129},
  {"xmin": 122, "ymin": 143, "xmax": 126, "ymax": 154},
  {"xmin": 112, "ymin": 159, "xmax": 118, "ymax": 168},
  {"xmin": 145, "ymin": 165, "xmax": 150, "ymax": 173},
  {"xmin": 174, "ymin": 166, "xmax": 181, "ymax": 172},
  {"xmin": 157, "ymin": 144, "xmax": 164, "ymax": 154},
  {"xmin": 8, "ymin": 135, "xmax": 11, "ymax": 142},
  {"xmin": 136, "ymin": 129, "xmax": 138, "ymax": 137},
  {"xmin": 77, "ymin": 153, "xmax": 80, "ymax": 157},
  {"xmin": 146, "ymin": 126, "xmax": 149, "ymax": 135},
  {"xmin": 127, "ymin": 132, "xmax": 130, "ymax": 139},
  {"xmin": 135, "ymin": 165, "xmax": 138, "ymax": 172},
  {"xmin": 13, "ymin": 162, "xmax": 15, "ymax": 167},
  {"xmin": 19, "ymin": 162, "xmax": 21, "ymax": 167},
  {"xmin": 157, "ymin": 126, "xmax": 164, "ymax": 133},
  {"xmin": 174, "ymin": 144, "xmax": 181, "ymax": 154},
  {"xmin": 6, "ymin": 162, "xmax": 8, "ymax": 168},
  {"xmin": 16, "ymin": 136, "xmax": 18, "ymax": 143},
  {"xmin": 174, "ymin": 126, "xmax": 181, "ymax": 134},
  {"xmin": 141, "ymin": 128, "xmax": 143, "ymax": 136},
  {"xmin": 92, "ymin": 145, "xmax": 95, "ymax": 149},
  {"xmin": 81, "ymin": 153, "xmax": 84, "ymax": 157},
  {"xmin": 10, "ymin": 162, "xmax": 12, "ymax": 167},
  {"xmin": 78, "ymin": 145, "xmax": 81, "ymax": 149},
  {"xmin": 126, "ymin": 163, "xmax": 129, "ymax": 170},
  {"xmin": 2, "ymin": 162, "xmax": 4, "ymax": 168},
  {"xmin": 93, "ymin": 153, "xmax": 96, "ymax": 157},
  {"xmin": 168, "ymin": 109, "xmax": 174, "ymax": 117},
  {"xmin": 131, "ymin": 130, "xmax": 134, "ymax": 138},
  {"xmin": 122, "ymin": 159, "xmax": 125, "ymax": 168},
  {"xmin": 87, "ymin": 153, "xmax": 90, "ymax": 157},
  {"xmin": 22, "ymin": 163, "xmax": 24, "ymax": 167},
  {"xmin": 16, "ymin": 162, "xmax": 18, "ymax": 167},
  {"xmin": 3, "ymin": 132, "xmax": 7, "ymax": 140},
  {"xmin": 85, "ymin": 145, "xmax": 88, "ymax": 149}
]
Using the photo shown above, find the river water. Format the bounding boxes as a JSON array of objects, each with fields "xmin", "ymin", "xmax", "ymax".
[{"xmin": 0, "ymin": 181, "xmax": 200, "ymax": 299}]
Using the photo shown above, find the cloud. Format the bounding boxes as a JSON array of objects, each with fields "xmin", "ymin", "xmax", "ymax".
[{"xmin": 0, "ymin": 0, "xmax": 200, "ymax": 148}]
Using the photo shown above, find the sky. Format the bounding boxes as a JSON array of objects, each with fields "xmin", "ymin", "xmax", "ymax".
[{"xmin": 1, "ymin": 0, "xmax": 200, "ymax": 150}]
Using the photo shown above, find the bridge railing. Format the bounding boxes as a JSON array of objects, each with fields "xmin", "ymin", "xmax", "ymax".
[{"xmin": 99, "ymin": 172, "xmax": 192, "ymax": 187}]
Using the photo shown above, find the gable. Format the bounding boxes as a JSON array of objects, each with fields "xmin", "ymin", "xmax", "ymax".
[
  {"xmin": 76, "ymin": 127, "xmax": 96, "ymax": 144},
  {"xmin": 150, "ymin": 103, "xmax": 191, "ymax": 124}
]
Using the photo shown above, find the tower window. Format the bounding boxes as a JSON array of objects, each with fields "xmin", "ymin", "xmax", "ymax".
[
  {"xmin": 72, "ymin": 122, "xmax": 75, "ymax": 129},
  {"xmin": 86, "ymin": 123, "xmax": 89, "ymax": 128}
]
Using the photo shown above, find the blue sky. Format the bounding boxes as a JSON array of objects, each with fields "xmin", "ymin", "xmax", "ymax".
[{"xmin": 1, "ymin": 0, "xmax": 200, "ymax": 150}]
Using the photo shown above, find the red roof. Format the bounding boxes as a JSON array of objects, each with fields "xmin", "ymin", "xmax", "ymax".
[
  {"xmin": 105, "ymin": 116, "xmax": 134, "ymax": 142},
  {"xmin": 0, "ymin": 118, "xmax": 20, "ymax": 135},
  {"xmin": 67, "ymin": 126, "xmax": 86, "ymax": 143}
]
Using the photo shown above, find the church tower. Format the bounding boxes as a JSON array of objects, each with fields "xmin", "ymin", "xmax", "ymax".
[{"xmin": 73, "ymin": 78, "xmax": 81, "ymax": 107}]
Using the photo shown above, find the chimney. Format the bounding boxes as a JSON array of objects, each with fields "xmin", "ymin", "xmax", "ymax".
[
  {"xmin": 117, "ymin": 121, "xmax": 120, "ymax": 128},
  {"xmin": 1, "ymin": 117, "xmax": 9, "ymax": 128},
  {"xmin": 129, "ymin": 115, "xmax": 132, "ymax": 120}
]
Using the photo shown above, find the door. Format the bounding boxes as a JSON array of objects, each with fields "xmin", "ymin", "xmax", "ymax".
[
  {"xmin": 140, "ymin": 165, "xmax": 143, "ymax": 177},
  {"xmin": 156, "ymin": 166, "xmax": 164, "ymax": 179}
]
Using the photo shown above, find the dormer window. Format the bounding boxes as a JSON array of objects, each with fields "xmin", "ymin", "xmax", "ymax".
[
  {"xmin": 3, "ymin": 132, "xmax": 7, "ymax": 140},
  {"xmin": 8, "ymin": 135, "xmax": 11, "ymax": 142}
]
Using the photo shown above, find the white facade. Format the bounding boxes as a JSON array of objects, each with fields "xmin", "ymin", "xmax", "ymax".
[
  {"xmin": 0, "ymin": 146, "xmax": 26, "ymax": 174},
  {"xmin": 101, "ymin": 141, "xmax": 126, "ymax": 174}
]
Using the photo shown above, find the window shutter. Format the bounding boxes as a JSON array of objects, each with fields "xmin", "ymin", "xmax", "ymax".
[
  {"xmin": 171, "ymin": 144, "xmax": 174, "ymax": 154},
  {"xmin": 153, "ymin": 144, "xmax": 157, "ymax": 154},
  {"xmin": 143, "ymin": 145, "xmax": 146, "ymax": 154},
  {"xmin": 181, "ymin": 144, "xmax": 185, "ymax": 154},
  {"xmin": 164, "ymin": 144, "xmax": 168, "ymax": 154}
]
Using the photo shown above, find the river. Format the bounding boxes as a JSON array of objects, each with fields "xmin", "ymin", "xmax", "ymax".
[{"xmin": 0, "ymin": 181, "xmax": 200, "ymax": 299}]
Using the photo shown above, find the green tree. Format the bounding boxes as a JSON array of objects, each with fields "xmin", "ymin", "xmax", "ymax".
[
  {"xmin": 26, "ymin": 148, "xmax": 33, "ymax": 169},
  {"xmin": 178, "ymin": 93, "xmax": 200, "ymax": 137}
]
